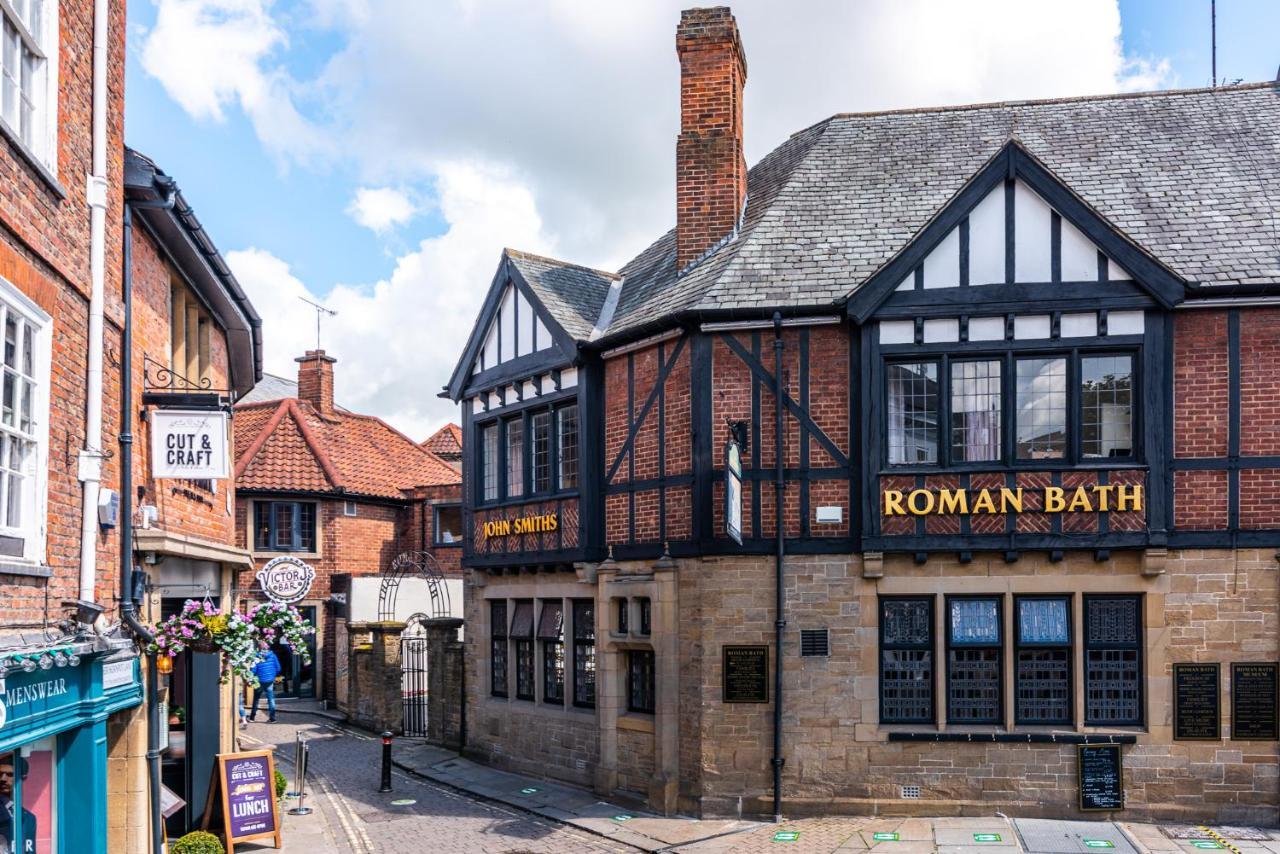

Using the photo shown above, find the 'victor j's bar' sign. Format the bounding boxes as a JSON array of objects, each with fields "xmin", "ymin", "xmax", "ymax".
[{"xmin": 883, "ymin": 484, "xmax": 1142, "ymax": 517}]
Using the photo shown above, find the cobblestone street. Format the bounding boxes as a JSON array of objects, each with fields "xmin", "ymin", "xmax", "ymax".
[{"xmin": 237, "ymin": 714, "xmax": 636, "ymax": 854}]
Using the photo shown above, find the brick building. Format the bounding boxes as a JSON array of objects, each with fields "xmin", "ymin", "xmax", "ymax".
[
  {"xmin": 233, "ymin": 351, "xmax": 462, "ymax": 707},
  {"xmin": 446, "ymin": 7, "xmax": 1280, "ymax": 825}
]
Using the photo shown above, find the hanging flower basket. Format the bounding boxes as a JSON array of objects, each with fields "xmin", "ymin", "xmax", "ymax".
[{"xmin": 147, "ymin": 600, "xmax": 313, "ymax": 684}]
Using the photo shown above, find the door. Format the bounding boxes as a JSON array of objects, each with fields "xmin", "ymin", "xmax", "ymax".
[{"xmin": 274, "ymin": 605, "xmax": 318, "ymax": 699}]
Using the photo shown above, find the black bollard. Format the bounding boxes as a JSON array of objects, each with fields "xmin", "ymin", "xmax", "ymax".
[{"xmin": 379, "ymin": 732, "xmax": 393, "ymax": 793}]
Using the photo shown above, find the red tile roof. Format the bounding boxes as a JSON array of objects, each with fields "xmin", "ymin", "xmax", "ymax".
[
  {"xmin": 234, "ymin": 398, "xmax": 459, "ymax": 499},
  {"xmin": 422, "ymin": 423, "xmax": 462, "ymax": 457}
]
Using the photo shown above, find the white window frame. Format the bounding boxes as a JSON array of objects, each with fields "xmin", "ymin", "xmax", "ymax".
[
  {"xmin": 0, "ymin": 0, "xmax": 59, "ymax": 173},
  {"xmin": 0, "ymin": 275, "xmax": 50, "ymax": 564}
]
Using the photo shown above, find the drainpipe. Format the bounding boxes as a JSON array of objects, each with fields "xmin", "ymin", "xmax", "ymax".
[
  {"xmin": 771, "ymin": 311, "xmax": 786, "ymax": 822},
  {"xmin": 123, "ymin": 195, "xmax": 172, "ymax": 854},
  {"xmin": 78, "ymin": 0, "xmax": 111, "ymax": 603}
]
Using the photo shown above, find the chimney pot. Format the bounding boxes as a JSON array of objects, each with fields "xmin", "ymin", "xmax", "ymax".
[{"xmin": 296, "ymin": 349, "xmax": 337, "ymax": 417}]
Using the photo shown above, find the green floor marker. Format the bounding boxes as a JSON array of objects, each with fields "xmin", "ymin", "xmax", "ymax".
[
  {"xmin": 613, "ymin": 815, "xmax": 632, "ymax": 822},
  {"xmin": 773, "ymin": 831, "xmax": 800, "ymax": 842},
  {"xmin": 1083, "ymin": 841, "xmax": 1114, "ymax": 848},
  {"xmin": 519, "ymin": 787, "xmax": 538, "ymax": 795},
  {"xmin": 973, "ymin": 833, "xmax": 1002, "ymax": 843},
  {"xmin": 872, "ymin": 833, "xmax": 900, "ymax": 841},
  {"xmin": 390, "ymin": 799, "xmax": 416, "ymax": 806},
  {"xmin": 1191, "ymin": 842, "xmax": 1223, "ymax": 850}
]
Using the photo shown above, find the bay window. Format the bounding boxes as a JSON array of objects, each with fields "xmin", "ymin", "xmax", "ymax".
[
  {"xmin": 475, "ymin": 400, "xmax": 580, "ymax": 504},
  {"xmin": 885, "ymin": 350, "xmax": 1136, "ymax": 467}
]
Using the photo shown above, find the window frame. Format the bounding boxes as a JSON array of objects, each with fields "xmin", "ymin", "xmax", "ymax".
[
  {"xmin": 0, "ymin": 279, "xmax": 50, "ymax": 563},
  {"xmin": 433, "ymin": 503, "xmax": 463, "ymax": 547},
  {"xmin": 627, "ymin": 649, "xmax": 656, "ymax": 715},
  {"xmin": 878, "ymin": 595, "xmax": 935, "ymax": 725},
  {"xmin": 881, "ymin": 344, "xmax": 1141, "ymax": 471},
  {"xmin": 571, "ymin": 599, "xmax": 595, "ymax": 709},
  {"xmin": 537, "ymin": 600, "xmax": 565, "ymax": 706},
  {"xmin": 944, "ymin": 594, "xmax": 1004, "ymax": 726},
  {"xmin": 252, "ymin": 500, "xmax": 318, "ymax": 553},
  {"xmin": 510, "ymin": 599, "xmax": 535, "ymax": 702},
  {"xmin": 1082, "ymin": 593, "xmax": 1144, "ymax": 727},
  {"xmin": 473, "ymin": 398, "xmax": 581, "ymax": 507},
  {"xmin": 0, "ymin": 0, "xmax": 58, "ymax": 175},
  {"xmin": 489, "ymin": 600, "xmax": 508, "ymax": 698},
  {"xmin": 1013, "ymin": 595, "xmax": 1074, "ymax": 726}
]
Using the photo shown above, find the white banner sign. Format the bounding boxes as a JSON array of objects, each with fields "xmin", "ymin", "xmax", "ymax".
[
  {"xmin": 151, "ymin": 409, "xmax": 229, "ymax": 479},
  {"xmin": 257, "ymin": 556, "xmax": 316, "ymax": 604}
]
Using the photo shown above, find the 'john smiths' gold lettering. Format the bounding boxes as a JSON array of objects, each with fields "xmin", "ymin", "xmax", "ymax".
[
  {"xmin": 483, "ymin": 513, "xmax": 559, "ymax": 538},
  {"xmin": 883, "ymin": 485, "xmax": 1142, "ymax": 517}
]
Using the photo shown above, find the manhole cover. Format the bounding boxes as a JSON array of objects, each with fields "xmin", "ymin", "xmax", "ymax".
[
  {"xmin": 1015, "ymin": 819, "xmax": 1137, "ymax": 854},
  {"xmin": 1163, "ymin": 827, "xmax": 1272, "ymax": 842}
]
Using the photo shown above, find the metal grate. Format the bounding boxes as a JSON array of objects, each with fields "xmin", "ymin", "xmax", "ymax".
[
  {"xmin": 800, "ymin": 629, "xmax": 830, "ymax": 657},
  {"xmin": 948, "ymin": 648, "xmax": 1001, "ymax": 722},
  {"xmin": 1017, "ymin": 649, "xmax": 1071, "ymax": 724},
  {"xmin": 900, "ymin": 785, "xmax": 921, "ymax": 799},
  {"xmin": 882, "ymin": 649, "xmax": 933, "ymax": 722},
  {"xmin": 1015, "ymin": 819, "xmax": 1137, "ymax": 854}
]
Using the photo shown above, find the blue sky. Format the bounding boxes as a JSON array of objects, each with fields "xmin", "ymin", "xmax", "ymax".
[{"xmin": 122, "ymin": 0, "xmax": 1279, "ymax": 438}]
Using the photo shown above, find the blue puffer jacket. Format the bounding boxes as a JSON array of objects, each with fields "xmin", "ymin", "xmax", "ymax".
[{"xmin": 252, "ymin": 650, "xmax": 282, "ymax": 685}]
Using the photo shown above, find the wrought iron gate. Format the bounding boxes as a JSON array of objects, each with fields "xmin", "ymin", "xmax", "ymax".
[{"xmin": 401, "ymin": 615, "xmax": 429, "ymax": 737}]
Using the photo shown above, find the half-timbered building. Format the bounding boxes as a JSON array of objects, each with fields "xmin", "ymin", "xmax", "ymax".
[{"xmin": 445, "ymin": 6, "xmax": 1280, "ymax": 823}]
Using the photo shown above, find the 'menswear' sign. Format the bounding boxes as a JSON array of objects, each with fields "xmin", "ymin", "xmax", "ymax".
[
  {"xmin": 150, "ymin": 409, "xmax": 229, "ymax": 479},
  {"xmin": 883, "ymin": 484, "xmax": 1143, "ymax": 516}
]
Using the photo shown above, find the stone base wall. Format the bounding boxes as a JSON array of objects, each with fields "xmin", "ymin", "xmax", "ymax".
[
  {"xmin": 681, "ymin": 549, "xmax": 1279, "ymax": 824},
  {"xmin": 616, "ymin": 726, "xmax": 656, "ymax": 797}
]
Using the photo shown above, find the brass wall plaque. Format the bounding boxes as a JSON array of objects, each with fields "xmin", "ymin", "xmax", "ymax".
[
  {"xmin": 1173, "ymin": 663, "xmax": 1221, "ymax": 741},
  {"xmin": 722, "ymin": 645, "xmax": 769, "ymax": 704},
  {"xmin": 1231, "ymin": 662, "xmax": 1279, "ymax": 741}
]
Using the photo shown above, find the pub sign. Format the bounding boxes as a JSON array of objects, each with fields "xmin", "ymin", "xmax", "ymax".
[
  {"xmin": 150, "ymin": 409, "xmax": 230, "ymax": 479},
  {"xmin": 725, "ymin": 439, "xmax": 743, "ymax": 545}
]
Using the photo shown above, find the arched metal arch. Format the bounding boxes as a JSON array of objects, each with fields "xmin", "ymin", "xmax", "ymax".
[{"xmin": 378, "ymin": 551, "xmax": 452, "ymax": 623}]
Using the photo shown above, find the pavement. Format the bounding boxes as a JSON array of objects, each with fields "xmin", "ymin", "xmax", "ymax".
[{"xmin": 231, "ymin": 702, "xmax": 1280, "ymax": 854}]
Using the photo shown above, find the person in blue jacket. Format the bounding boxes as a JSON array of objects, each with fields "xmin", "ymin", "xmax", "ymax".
[{"xmin": 248, "ymin": 646, "xmax": 283, "ymax": 722}]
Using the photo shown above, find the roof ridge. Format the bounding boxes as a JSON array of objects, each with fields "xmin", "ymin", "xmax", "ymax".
[
  {"xmin": 287, "ymin": 400, "xmax": 343, "ymax": 488},
  {"xmin": 234, "ymin": 399, "xmax": 290, "ymax": 478},
  {"xmin": 504, "ymin": 247, "xmax": 621, "ymax": 280},
  {"xmin": 829, "ymin": 81, "xmax": 1274, "ymax": 121}
]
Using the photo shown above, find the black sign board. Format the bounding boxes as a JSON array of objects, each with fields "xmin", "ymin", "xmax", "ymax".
[
  {"xmin": 723, "ymin": 645, "xmax": 769, "ymax": 704},
  {"xmin": 1231, "ymin": 662, "xmax": 1279, "ymax": 741},
  {"xmin": 1173, "ymin": 663, "xmax": 1221, "ymax": 741},
  {"xmin": 1077, "ymin": 744, "xmax": 1124, "ymax": 812}
]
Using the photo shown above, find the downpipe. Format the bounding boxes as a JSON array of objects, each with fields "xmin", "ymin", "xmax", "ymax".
[{"xmin": 771, "ymin": 312, "xmax": 786, "ymax": 823}]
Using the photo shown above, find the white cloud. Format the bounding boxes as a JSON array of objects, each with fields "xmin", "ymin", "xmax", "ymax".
[
  {"xmin": 345, "ymin": 187, "xmax": 417, "ymax": 233},
  {"xmin": 230, "ymin": 161, "xmax": 553, "ymax": 438},
  {"xmin": 154, "ymin": 0, "xmax": 1176, "ymax": 432}
]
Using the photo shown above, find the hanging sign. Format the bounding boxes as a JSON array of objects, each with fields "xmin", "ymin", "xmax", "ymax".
[
  {"xmin": 150, "ymin": 409, "xmax": 229, "ymax": 479},
  {"xmin": 202, "ymin": 750, "xmax": 281, "ymax": 852},
  {"xmin": 256, "ymin": 556, "xmax": 316, "ymax": 605},
  {"xmin": 725, "ymin": 440, "xmax": 743, "ymax": 545}
]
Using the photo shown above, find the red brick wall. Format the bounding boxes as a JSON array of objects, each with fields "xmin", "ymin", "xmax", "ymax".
[
  {"xmin": 0, "ymin": 0, "xmax": 128, "ymax": 624},
  {"xmin": 1239, "ymin": 309, "xmax": 1280, "ymax": 456},
  {"xmin": 1173, "ymin": 311, "xmax": 1229, "ymax": 459}
]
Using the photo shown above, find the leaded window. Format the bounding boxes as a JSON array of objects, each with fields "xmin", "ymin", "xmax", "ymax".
[
  {"xmin": 950, "ymin": 360, "xmax": 1001, "ymax": 462},
  {"xmin": 946, "ymin": 597, "xmax": 1002, "ymax": 724},
  {"xmin": 557, "ymin": 404, "xmax": 579, "ymax": 490},
  {"xmin": 887, "ymin": 362, "xmax": 938, "ymax": 464},
  {"xmin": 481, "ymin": 424, "xmax": 498, "ymax": 502},
  {"xmin": 490, "ymin": 600, "xmax": 508, "ymax": 697},
  {"xmin": 538, "ymin": 600, "xmax": 564, "ymax": 705},
  {"xmin": 510, "ymin": 600, "xmax": 535, "ymax": 701},
  {"xmin": 505, "ymin": 417, "xmax": 524, "ymax": 498},
  {"xmin": 1084, "ymin": 595, "xmax": 1142, "ymax": 725},
  {"xmin": 531, "ymin": 411, "xmax": 552, "ymax": 493},
  {"xmin": 1081, "ymin": 355, "xmax": 1133, "ymax": 458},
  {"xmin": 637, "ymin": 597, "xmax": 651, "ymax": 636},
  {"xmin": 253, "ymin": 501, "xmax": 317, "ymax": 552},
  {"xmin": 1014, "ymin": 597, "xmax": 1071, "ymax": 725},
  {"xmin": 879, "ymin": 597, "xmax": 934, "ymax": 724},
  {"xmin": 572, "ymin": 600, "xmax": 595, "ymax": 709},
  {"xmin": 1015, "ymin": 357, "xmax": 1067, "ymax": 460},
  {"xmin": 628, "ymin": 649, "xmax": 655, "ymax": 714},
  {"xmin": 616, "ymin": 597, "xmax": 628, "ymax": 635}
]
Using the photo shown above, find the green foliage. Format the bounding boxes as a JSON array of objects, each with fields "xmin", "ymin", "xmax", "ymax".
[
  {"xmin": 275, "ymin": 768, "xmax": 288, "ymax": 799},
  {"xmin": 172, "ymin": 830, "xmax": 225, "ymax": 854}
]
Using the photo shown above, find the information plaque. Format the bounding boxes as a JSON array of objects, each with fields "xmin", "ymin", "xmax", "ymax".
[
  {"xmin": 1173, "ymin": 663, "xmax": 1221, "ymax": 741},
  {"xmin": 722, "ymin": 645, "xmax": 769, "ymax": 704},
  {"xmin": 1077, "ymin": 744, "xmax": 1124, "ymax": 812},
  {"xmin": 1231, "ymin": 662, "xmax": 1279, "ymax": 741}
]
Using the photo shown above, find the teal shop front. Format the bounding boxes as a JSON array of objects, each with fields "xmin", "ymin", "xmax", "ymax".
[{"xmin": 0, "ymin": 646, "xmax": 142, "ymax": 854}]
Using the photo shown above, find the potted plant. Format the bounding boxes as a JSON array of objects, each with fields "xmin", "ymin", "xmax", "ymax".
[
  {"xmin": 171, "ymin": 830, "xmax": 224, "ymax": 854},
  {"xmin": 147, "ymin": 600, "xmax": 269, "ymax": 684}
]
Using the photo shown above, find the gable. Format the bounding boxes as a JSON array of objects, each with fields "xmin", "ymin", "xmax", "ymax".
[
  {"xmin": 847, "ymin": 142, "xmax": 1187, "ymax": 324},
  {"xmin": 474, "ymin": 282, "xmax": 554, "ymax": 374}
]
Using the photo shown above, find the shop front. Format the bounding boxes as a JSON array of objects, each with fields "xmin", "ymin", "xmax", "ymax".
[{"xmin": 0, "ymin": 647, "xmax": 142, "ymax": 853}]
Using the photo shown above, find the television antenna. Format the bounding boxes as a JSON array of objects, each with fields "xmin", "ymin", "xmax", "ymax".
[{"xmin": 299, "ymin": 296, "xmax": 337, "ymax": 352}]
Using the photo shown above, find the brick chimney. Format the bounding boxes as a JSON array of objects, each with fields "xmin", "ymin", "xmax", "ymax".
[
  {"xmin": 296, "ymin": 350, "xmax": 336, "ymax": 417},
  {"xmin": 676, "ymin": 6, "xmax": 748, "ymax": 270}
]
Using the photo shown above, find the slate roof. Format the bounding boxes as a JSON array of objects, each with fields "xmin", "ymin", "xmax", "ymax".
[
  {"xmin": 510, "ymin": 83, "xmax": 1280, "ymax": 346},
  {"xmin": 234, "ymin": 398, "xmax": 459, "ymax": 499},
  {"xmin": 505, "ymin": 249, "xmax": 620, "ymax": 341},
  {"xmin": 238, "ymin": 373, "xmax": 299, "ymax": 405}
]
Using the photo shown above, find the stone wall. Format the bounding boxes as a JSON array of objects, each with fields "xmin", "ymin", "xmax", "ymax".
[{"xmin": 346, "ymin": 622, "xmax": 405, "ymax": 734}]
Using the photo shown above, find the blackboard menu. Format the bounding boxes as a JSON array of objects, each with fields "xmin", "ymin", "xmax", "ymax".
[
  {"xmin": 1078, "ymin": 744, "xmax": 1124, "ymax": 811},
  {"xmin": 1173, "ymin": 663, "xmax": 1221, "ymax": 741},
  {"xmin": 723, "ymin": 645, "xmax": 769, "ymax": 704},
  {"xmin": 1232, "ymin": 662, "xmax": 1279, "ymax": 741}
]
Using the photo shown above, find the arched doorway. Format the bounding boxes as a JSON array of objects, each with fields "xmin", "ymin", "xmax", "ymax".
[{"xmin": 379, "ymin": 552, "xmax": 451, "ymax": 737}]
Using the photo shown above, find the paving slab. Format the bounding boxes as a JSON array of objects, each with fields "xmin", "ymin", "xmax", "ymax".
[{"xmin": 937, "ymin": 828, "xmax": 1016, "ymax": 846}]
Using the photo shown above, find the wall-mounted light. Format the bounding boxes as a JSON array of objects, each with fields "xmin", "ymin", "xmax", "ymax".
[
  {"xmin": 37, "ymin": 654, "xmax": 54, "ymax": 671},
  {"xmin": 156, "ymin": 655, "xmax": 173, "ymax": 675}
]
